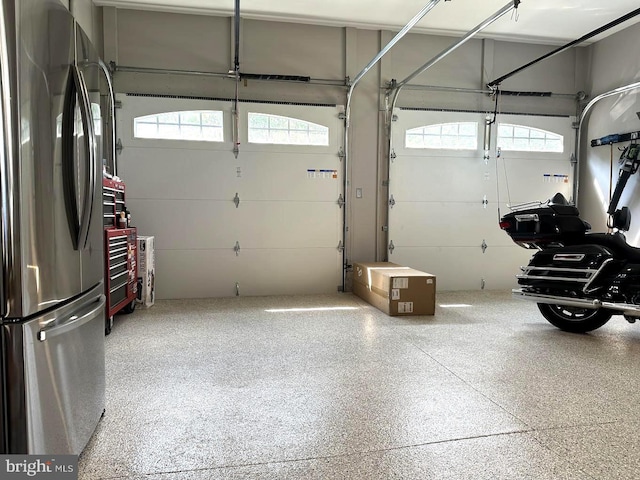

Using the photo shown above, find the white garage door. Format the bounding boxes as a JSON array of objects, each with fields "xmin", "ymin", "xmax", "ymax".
[
  {"xmin": 117, "ymin": 94, "xmax": 344, "ymax": 298},
  {"xmin": 388, "ymin": 109, "xmax": 575, "ymax": 291}
]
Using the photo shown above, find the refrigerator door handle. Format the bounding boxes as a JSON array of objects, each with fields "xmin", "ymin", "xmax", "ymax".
[
  {"xmin": 61, "ymin": 65, "xmax": 90, "ymax": 250},
  {"xmin": 74, "ymin": 66, "xmax": 96, "ymax": 250},
  {"xmin": 37, "ymin": 294, "xmax": 105, "ymax": 342}
]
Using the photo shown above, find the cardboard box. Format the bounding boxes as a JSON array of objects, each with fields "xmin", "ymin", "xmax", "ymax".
[
  {"xmin": 352, "ymin": 262, "xmax": 435, "ymax": 316},
  {"xmin": 136, "ymin": 236, "xmax": 155, "ymax": 307}
]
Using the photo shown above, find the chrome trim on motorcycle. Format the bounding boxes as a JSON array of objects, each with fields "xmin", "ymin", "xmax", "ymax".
[
  {"xmin": 518, "ymin": 258, "xmax": 613, "ymax": 294},
  {"xmin": 513, "ymin": 289, "xmax": 600, "ymax": 308},
  {"xmin": 583, "ymin": 258, "xmax": 613, "ymax": 293},
  {"xmin": 512, "ymin": 288, "xmax": 640, "ymax": 315},
  {"xmin": 516, "ymin": 274, "xmax": 590, "ymax": 283},
  {"xmin": 517, "ymin": 265, "xmax": 596, "ymax": 283},
  {"xmin": 515, "ymin": 213, "xmax": 540, "ymax": 222},
  {"xmin": 508, "ymin": 200, "xmax": 548, "ymax": 212},
  {"xmin": 552, "ymin": 254, "xmax": 585, "ymax": 261}
]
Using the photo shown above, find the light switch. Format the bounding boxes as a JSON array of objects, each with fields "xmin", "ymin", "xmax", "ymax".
[{"xmin": 356, "ymin": 188, "xmax": 363, "ymax": 198}]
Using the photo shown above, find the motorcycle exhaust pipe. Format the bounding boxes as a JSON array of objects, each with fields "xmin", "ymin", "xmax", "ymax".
[{"xmin": 512, "ymin": 289, "xmax": 640, "ymax": 315}]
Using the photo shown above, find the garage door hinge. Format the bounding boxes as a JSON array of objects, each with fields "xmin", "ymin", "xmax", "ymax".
[
  {"xmin": 388, "ymin": 240, "xmax": 395, "ymax": 254},
  {"xmin": 338, "ymin": 112, "xmax": 347, "ymax": 120},
  {"xmin": 115, "ymin": 138, "xmax": 123, "ymax": 155},
  {"xmin": 337, "ymin": 240, "xmax": 344, "ymax": 252},
  {"xmin": 233, "ymin": 193, "xmax": 240, "ymax": 208},
  {"xmin": 392, "ymin": 114, "xmax": 398, "ymax": 122},
  {"xmin": 482, "ymin": 195, "xmax": 488, "ymax": 208},
  {"xmin": 382, "ymin": 225, "xmax": 388, "ymax": 232},
  {"xmin": 382, "ymin": 180, "xmax": 389, "ymax": 187},
  {"xmin": 481, "ymin": 239, "xmax": 488, "ymax": 253},
  {"xmin": 114, "ymin": 100, "xmax": 122, "ymax": 109},
  {"xmin": 570, "ymin": 153, "xmax": 577, "ymax": 166},
  {"xmin": 234, "ymin": 241, "xmax": 241, "ymax": 256},
  {"xmin": 338, "ymin": 147, "xmax": 345, "ymax": 161},
  {"xmin": 337, "ymin": 194, "xmax": 345, "ymax": 208},
  {"xmin": 390, "ymin": 149, "xmax": 396, "ymax": 162},
  {"xmin": 389, "ymin": 194, "xmax": 396, "ymax": 208}
]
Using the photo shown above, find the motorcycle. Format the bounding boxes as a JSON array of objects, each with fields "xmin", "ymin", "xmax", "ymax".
[{"xmin": 500, "ymin": 143, "xmax": 640, "ymax": 333}]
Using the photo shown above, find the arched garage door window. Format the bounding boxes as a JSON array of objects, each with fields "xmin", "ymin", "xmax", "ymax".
[
  {"xmin": 497, "ymin": 124, "xmax": 563, "ymax": 153},
  {"xmin": 247, "ymin": 113, "xmax": 329, "ymax": 146},
  {"xmin": 133, "ymin": 110, "xmax": 224, "ymax": 142},
  {"xmin": 405, "ymin": 122, "xmax": 478, "ymax": 150}
]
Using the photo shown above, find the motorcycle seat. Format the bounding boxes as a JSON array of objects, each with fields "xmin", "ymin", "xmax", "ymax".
[
  {"xmin": 549, "ymin": 192, "xmax": 581, "ymax": 216},
  {"xmin": 584, "ymin": 232, "xmax": 640, "ymax": 263}
]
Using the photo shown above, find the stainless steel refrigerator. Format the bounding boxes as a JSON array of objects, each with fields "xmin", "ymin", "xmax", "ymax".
[{"xmin": 0, "ymin": 0, "xmax": 106, "ymax": 454}]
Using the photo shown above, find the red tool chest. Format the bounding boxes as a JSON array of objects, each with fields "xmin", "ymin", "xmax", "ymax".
[{"xmin": 103, "ymin": 177, "xmax": 137, "ymax": 334}]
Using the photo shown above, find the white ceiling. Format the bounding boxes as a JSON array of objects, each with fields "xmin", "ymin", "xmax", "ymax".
[{"xmin": 94, "ymin": 0, "xmax": 640, "ymax": 44}]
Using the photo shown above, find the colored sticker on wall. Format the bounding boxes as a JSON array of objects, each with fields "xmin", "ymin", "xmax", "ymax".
[
  {"xmin": 543, "ymin": 173, "xmax": 569, "ymax": 183},
  {"xmin": 307, "ymin": 169, "xmax": 338, "ymax": 179}
]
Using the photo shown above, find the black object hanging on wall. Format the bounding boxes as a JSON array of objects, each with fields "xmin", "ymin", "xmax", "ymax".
[{"xmin": 591, "ymin": 131, "xmax": 640, "ymax": 147}]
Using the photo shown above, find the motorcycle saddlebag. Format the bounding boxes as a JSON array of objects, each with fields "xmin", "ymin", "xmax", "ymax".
[{"xmin": 518, "ymin": 244, "xmax": 614, "ymax": 292}]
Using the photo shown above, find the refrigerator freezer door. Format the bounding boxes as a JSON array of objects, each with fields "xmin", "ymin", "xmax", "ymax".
[{"xmin": 2, "ymin": 283, "xmax": 105, "ymax": 454}]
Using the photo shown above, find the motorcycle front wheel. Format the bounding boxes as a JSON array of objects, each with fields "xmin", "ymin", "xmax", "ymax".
[{"xmin": 537, "ymin": 303, "xmax": 612, "ymax": 333}]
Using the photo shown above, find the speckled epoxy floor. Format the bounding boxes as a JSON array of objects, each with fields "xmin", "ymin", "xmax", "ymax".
[{"xmin": 78, "ymin": 291, "xmax": 640, "ymax": 479}]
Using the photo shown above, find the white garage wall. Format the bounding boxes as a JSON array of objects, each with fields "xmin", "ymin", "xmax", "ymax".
[
  {"xmin": 97, "ymin": 5, "xmax": 617, "ymax": 294},
  {"xmin": 579, "ymin": 22, "xmax": 640, "ymax": 239}
]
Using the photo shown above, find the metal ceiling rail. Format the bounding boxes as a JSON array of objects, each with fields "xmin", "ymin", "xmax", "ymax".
[
  {"xmin": 392, "ymin": 83, "xmax": 578, "ymax": 99},
  {"xmin": 389, "ymin": 0, "xmax": 521, "ymax": 112},
  {"xmin": 573, "ymin": 81, "xmax": 640, "ymax": 206},
  {"xmin": 113, "ymin": 64, "xmax": 233, "ymax": 79},
  {"xmin": 347, "ymin": 0, "xmax": 443, "ymax": 95},
  {"xmin": 342, "ymin": 0, "xmax": 445, "ymax": 290},
  {"xmin": 111, "ymin": 64, "xmax": 347, "ymax": 87},
  {"xmin": 488, "ymin": 7, "xmax": 640, "ymax": 88}
]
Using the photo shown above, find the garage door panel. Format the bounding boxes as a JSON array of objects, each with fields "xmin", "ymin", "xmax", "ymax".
[
  {"xmin": 390, "ymin": 157, "xmax": 489, "ymax": 202},
  {"xmin": 390, "ymin": 247, "xmax": 486, "ymax": 291},
  {"xmin": 389, "ymin": 202, "xmax": 503, "ymax": 247},
  {"xmin": 232, "ymin": 152, "xmax": 341, "ymax": 201},
  {"xmin": 156, "ymin": 248, "xmax": 342, "ymax": 299},
  {"xmin": 155, "ymin": 249, "xmax": 239, "ymax": 299},
  {"xmin": 120, "ymin": 148, "xmax": 340, "ymax": 203},
  {"xmin": 127, "ymin": 199, "xmax": 339, "ymax": 251},
  {"xmin": 126, "ymin": 199, "xmax": 238, "ymax": 249},
  {"xmin": 120, "ymin": 147, "xmax": 240, "ymax": 200},
  {"xmin": 493, "ymin": 157, "xmax": 573, "ymax": 204},
  {"xmin": 235, "ymin": 249, "xmax": 342, "ymax": 296},
  {"xmin": 236, "ymin": 202, "xmax": 340, "ymax": 249}
]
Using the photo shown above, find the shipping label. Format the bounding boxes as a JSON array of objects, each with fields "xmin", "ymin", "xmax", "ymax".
[
  {"xmin": 392, "ymin": 277, "xmax": 409, "ymax": 289},
  {"xmin": 398, "ymin": 302, "xmax": 413, "ymax": 313}
]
